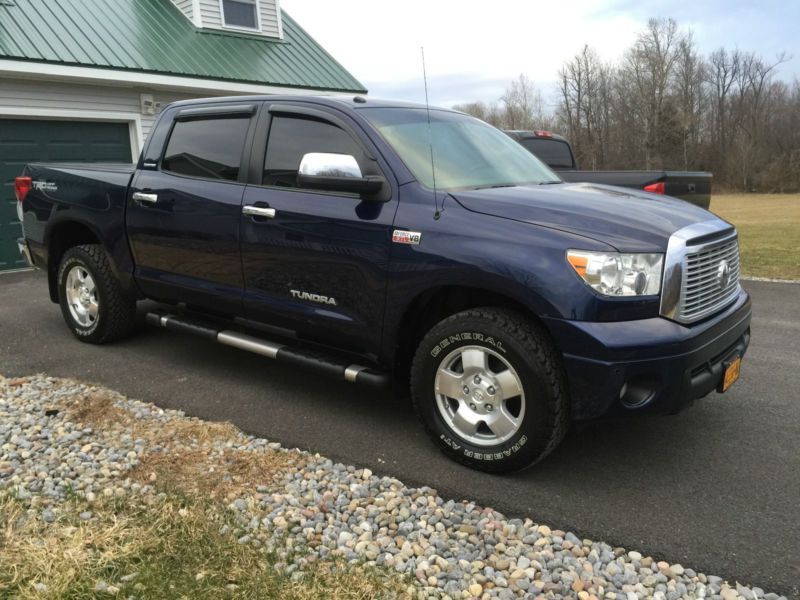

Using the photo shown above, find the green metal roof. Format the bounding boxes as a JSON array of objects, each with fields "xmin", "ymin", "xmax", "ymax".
[{"xmin": 0, "ymin": 0, "xmax": 367, "ymax": 93}]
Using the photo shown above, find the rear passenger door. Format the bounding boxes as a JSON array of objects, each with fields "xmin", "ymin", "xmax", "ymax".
[
  {"xmin": 127, "ymin": 103, "xmax": 258, "ymax": 314},
  {"xmin": 240, "ymin": 103, "xmax": 397, "ymax": 356}
]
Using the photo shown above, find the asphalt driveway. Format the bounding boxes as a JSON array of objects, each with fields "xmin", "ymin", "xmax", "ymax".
[{"xmin": 1, "ymin": 271, "xmax": 798, "ymax": 597}]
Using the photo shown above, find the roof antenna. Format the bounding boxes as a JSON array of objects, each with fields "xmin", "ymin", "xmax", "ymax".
[{"xmin": 421, "ymin": 46, "xmax": 441, "ymax": 220}]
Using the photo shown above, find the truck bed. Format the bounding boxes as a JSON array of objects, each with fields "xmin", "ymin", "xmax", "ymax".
[
  {"xmin": 557, "ymin": 170, "xmax": 712, "ymax": 209},
  {"xmin": 20, "ymin": 162, "xmax": 136, "ymax": 280},
  {"xmin": 503, "ymin": 131, "xmax": 713, "ymax": 209}
]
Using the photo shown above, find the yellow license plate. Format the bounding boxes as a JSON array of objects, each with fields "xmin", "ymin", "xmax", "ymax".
[{"xmin": 721, "ymin": 356, "xmax": 742, "ymax": 392}]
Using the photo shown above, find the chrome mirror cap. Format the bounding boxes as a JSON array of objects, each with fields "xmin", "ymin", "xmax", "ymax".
[{"xmin": 299, "ymin": 153, "xmax": 363, "ymax": 179}]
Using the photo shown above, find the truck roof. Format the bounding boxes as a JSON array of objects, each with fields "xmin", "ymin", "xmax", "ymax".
[{"xmin": 163, "ymin": 95, "xmax": 454, "ymax": 113}]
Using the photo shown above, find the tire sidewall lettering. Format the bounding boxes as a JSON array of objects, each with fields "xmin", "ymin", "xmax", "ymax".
[
  {"xmin": 430, "ymin": 332, "xmax": 507, "ymax": 358},
  {"xmin": 439, "ymin": 432, "xmax": 528, "ymax": 460}
]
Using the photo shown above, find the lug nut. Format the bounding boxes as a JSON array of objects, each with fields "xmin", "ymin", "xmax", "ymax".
[
  {"xmin": 487, "ymin": 386, "xmax": 496, "ymax": 395},
  {"xmin": 469, "ymin": 403, "xmax": 477, "ymax": 411},
  {"xmin": 486, "ymin": 404, "xmax": 494, "ymax": 411},
  {"xmin": 473, "ymin": 375, "xmax": 481, "ymax": 384},
  {"xmin": 463, "ymin": 386, "xmax": 470, "ymax": 394}
]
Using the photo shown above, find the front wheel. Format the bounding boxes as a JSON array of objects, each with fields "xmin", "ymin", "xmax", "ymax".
[
  {"xmin": 57, "ymin": 244, "xmax": 137, "ymax": 344},
  {"xmin": 410, "ymin": 308, "xmax": 569, "ymax": 473}
]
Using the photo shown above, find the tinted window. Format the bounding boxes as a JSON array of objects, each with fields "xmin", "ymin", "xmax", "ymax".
[
  {"xmin": 222, "ymin": 0, "xmax": 258, "ymax": 28},
  {"xmin": 264, "ymin": 115, "xmax": 365, "ymax": 188},
  {"xmin": 162, "ymin": 117, "xmax": 250, "ymax": 181},
  {"xmin": 520, "ymin": 138, "xmax": 574, "ymax": 169}
]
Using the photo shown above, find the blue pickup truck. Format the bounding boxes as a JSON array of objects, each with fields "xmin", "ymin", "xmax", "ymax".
[{"xmin": 15, "ymin": 95, "xmax": 751, "ymax": 472}]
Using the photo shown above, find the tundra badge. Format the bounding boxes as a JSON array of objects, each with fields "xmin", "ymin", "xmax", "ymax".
[{"xmin": 290, "ymin": 290, "xmax": 337, "ymax": 306}]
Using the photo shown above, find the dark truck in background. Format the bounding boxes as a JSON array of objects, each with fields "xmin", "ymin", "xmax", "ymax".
[
  {"xmin": 16, "ymin": 96, "xmax": 750, "ymax": 472},
  {"xmin": 505, "ymin": 130, "xmax": 713, "ymax": 209}
]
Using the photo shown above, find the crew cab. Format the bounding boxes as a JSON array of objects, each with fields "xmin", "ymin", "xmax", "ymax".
[
  {"xmin": 16, "ymin": 96, "xmax": 751, "ymax": 472},
  {"xmin": 504, "ymin": 129, "xmax": 713, "ymax": 209}
]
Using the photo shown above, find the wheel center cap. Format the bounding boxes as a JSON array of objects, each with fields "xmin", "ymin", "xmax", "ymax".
[{"xmin": 472, "ymin": 389, "xmax": 485, "ymax": 403}]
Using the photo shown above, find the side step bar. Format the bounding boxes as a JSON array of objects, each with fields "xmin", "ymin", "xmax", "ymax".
[{"xmin": 146, "ymin": 312, "xmax": 389, "ymax": 389}]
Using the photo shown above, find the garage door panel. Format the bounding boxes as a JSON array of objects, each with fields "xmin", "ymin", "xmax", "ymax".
[{"xmin": 0, "ymin": 119, "xmax": 132, "ymax": 271}]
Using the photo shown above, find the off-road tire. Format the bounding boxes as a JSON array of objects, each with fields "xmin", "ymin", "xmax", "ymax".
[
  {"xmin": 410, "ymin": 307, "xmax": 569, "ymax": 473},
  {"xmin": 57, "ymin": 244, "xmax": 137, "ymax": 344}
]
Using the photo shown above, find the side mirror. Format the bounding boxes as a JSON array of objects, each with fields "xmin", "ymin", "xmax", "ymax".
[{"xmin": 297, "ymin": 153, "xmax": 384, "ymax": 195}]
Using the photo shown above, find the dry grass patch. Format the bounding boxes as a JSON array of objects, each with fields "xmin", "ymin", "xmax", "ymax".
[
  {"xmin": 130, "ymin": 447, "xmax": 294, "ymax": 501},
  {"xmin": 62, "ymin": 388, "xmax": 239, "ymax": 446},
  {"xmin": 58, "ymin": 387, "xmax": 306, "ymax": 500},
  {"xmin": 710, "ymin": 193, "xmax": 800, "ymax": 280}
]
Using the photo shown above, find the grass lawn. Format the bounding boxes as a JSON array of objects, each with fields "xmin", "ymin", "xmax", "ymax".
[{"xmin": 709, "ymin": 194, "xmax": 800, "ymax": 280}]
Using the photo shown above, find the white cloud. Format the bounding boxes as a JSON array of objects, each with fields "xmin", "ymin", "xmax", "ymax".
[{"xmin": 281, "ymin": 0, "xmax": 641, "ymax": 106}]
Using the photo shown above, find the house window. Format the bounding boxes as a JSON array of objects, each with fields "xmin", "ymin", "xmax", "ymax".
[{"xmin": 221, "ymin": 0, "xmax": 259, "ymax": 30}]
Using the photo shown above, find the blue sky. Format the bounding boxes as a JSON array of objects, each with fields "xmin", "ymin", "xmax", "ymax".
[{"xmin": 281, "ymin": 0, "xmax": 799, "ymax": 109}]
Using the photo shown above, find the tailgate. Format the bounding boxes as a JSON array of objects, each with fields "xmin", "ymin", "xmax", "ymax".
[{"xmin": 662, "ymin": 172, "xmax": 712, "ymax": 209}]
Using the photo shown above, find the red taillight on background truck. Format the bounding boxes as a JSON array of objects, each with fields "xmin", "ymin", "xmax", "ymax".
[
  {"xmin": 15, "ymin": 176, "xmax": 32, "ymax": 202},
  {"xmin": 643, "ymin": 181, "xmax": 665, "ymax": 195}
]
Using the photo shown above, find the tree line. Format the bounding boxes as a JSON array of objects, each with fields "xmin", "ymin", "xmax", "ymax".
[{"xmin": 453, "ymin": 18, "xmax": 799, "ymax": 192}]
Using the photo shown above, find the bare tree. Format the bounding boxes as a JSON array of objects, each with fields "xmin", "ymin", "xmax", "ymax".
[
  {"xmin": 557, "ymin": 45, "xmax": 611, "ymax": 169},
  {"xmin": 500, "ymin": 74, "xmax": 547, "ymax": 130},
  {"xmin": 673, "ymin": 33, "xmax": 705, "ymax": 169},
  {"xmin": 707, "ymin": 47, "xmax": 741, "ymax": 175},
  {"xmin": 451, "ymin": 101, "xmax": 505, "ymax": 127},
  {"xmin": 620, "ymin": 18, "xmax": 683, "ymax": 169}
]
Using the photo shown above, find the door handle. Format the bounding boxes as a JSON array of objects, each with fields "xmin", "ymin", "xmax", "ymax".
[
  {"xmin": 133, "ymin": 192, "xmax": 158, "ymax": 204},
  {"xmin": 242, "ymin": 205, "xmax": 276, "ymax": 219}
]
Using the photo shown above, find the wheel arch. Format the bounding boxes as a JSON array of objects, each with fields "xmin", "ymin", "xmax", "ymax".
[
  {"xmin": 46, "ymin": 219, "xmax": 105, "ymax": 303},
  {"xmin": 390, "ymin": 284, "xmax": 555, "ymax": 383}
]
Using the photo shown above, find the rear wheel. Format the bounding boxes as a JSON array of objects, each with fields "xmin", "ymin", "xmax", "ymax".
[
  {"xmin": 57, "ymin": 244, "xmax": 136, "ymax": 344},
  {"xmin": 411, "ymin": 308, "xmax": 569, "ymax": 473}
]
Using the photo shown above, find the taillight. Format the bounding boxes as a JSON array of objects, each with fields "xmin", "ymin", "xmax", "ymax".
[
  {"xmin": 534, "ymin": 130, "xmax": 553, "ymax": 138},
  {"xmin": 643, "ymin": 181, "xmax": 665, "ymax": 195},
  {"xmin": 15, "ymin": 176, "xmax": 32, "ymax": 202}
]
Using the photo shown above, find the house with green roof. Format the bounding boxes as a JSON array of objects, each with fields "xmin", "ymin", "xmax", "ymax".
[{"xmin": 0, "ymin": 0, "xmax": 366, "ymax": 271}]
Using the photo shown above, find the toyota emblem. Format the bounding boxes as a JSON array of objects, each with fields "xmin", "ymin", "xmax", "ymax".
[{"xmin": 717, "ymin": 260, "xmax": 731, "ymax": 290}]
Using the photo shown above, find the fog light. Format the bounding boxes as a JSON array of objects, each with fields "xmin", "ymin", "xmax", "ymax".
[{"xmin": 619, "ymin": 375, "xmax": 660, "ymax": 408}]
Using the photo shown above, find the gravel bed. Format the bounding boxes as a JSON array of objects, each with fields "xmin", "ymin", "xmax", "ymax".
[{"xmin": 0, "ymin": 374, "xmax": 787, "ymax": 600}]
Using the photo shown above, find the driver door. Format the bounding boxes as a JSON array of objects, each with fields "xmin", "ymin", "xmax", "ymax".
[{"xmin": 240, "ymin": 104, "xmax": 397, "ymax": 356}]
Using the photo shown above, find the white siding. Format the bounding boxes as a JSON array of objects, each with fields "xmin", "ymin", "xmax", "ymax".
[
  {"xmin": 0, "ymin": 78, "xmax": 211, "ymax": 150},
  {"xmin": 170, "ymin": 0, "xmax": 195, "ymax": 21},
  {"xmin": 199, "ymin": 0, "xmax": 281, "ymax": 38}
]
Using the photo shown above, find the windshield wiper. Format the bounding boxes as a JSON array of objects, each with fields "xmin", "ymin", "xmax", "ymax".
[
  {"xmin": 471, "ymin": 183, "xmax": 517, "ymax": 190},
  {"xmin": 539, "ymin": 180, "xmax": 563, "ymax": 185}
]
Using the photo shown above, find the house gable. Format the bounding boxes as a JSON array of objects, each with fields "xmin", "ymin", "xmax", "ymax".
[{"xmin": 170, "ymin": 0, "xmax": 283, "ymax": 38}]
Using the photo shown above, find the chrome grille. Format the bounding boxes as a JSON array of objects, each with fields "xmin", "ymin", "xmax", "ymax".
[
  {"xmin": 660, "ymin": 220, "xmax": 743, "ymax": 324},
  {"xmin": 679, "ymin": 236, "xmax": 740, "ymax": 322}
]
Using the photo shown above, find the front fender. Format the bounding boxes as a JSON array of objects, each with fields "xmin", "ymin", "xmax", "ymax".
[{"xmin": 381, "ymin": 190, "xmax": 656, "ymax": 364}]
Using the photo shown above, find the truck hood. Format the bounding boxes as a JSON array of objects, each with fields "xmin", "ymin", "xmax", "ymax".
[{"xmin": 450, "ymin": 182, "xmax": 717, "ymax": 252}]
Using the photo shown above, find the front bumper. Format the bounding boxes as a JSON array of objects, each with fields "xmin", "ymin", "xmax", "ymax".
[
  {"xmin": 543, "ymin": 288, "xmax": 752, "ymax": 420},
  {"xmin": 17, "ymin": 238, "xmax": 35, "ymax": 269}
]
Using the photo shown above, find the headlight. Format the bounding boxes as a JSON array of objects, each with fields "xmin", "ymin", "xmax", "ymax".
[{"xmin": 567, "ymin": 250, "xmax": 663, "ymax": 296}]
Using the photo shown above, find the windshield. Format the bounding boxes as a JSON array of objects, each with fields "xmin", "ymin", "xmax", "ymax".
[{"xmin": 361, "ymin": 108, "xmax": 561, "ymax": 190}]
